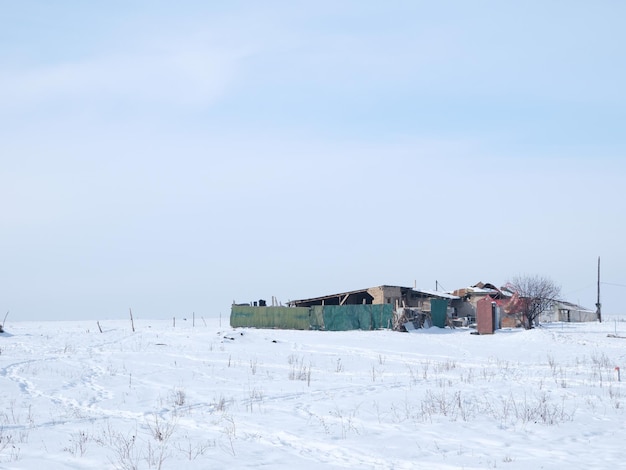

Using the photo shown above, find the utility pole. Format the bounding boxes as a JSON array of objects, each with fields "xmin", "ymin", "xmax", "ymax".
[{"xmin": 596, "ymin": 256, "xmax": 602, "ymax": 323}]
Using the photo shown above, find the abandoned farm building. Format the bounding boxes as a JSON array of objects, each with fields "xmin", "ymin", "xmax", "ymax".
[
  {"xmin": 452, "ymin": 282, "xmax": 518, "ymax": 327},
  {"xmin": 231, "ymin": 285, "xmax": 459, "ymax": 331},
  {"xmin": 288, "ymin": 285, "xmax": 457, "ymax": 309},
  {"xmin": 231, "ymin": 282, "xmax": 598, "ymax": 332},
  {"xmin": 540, "ymin": 301, "xmax": 596, "ymax": 323}
]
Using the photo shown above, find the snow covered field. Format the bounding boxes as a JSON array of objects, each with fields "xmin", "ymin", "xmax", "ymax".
[{"xmin": 1, "ymin": 318, "xmax": 625, "ymax": 469}]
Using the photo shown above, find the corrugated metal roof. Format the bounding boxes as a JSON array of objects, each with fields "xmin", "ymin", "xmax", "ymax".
[
  {"xmin": 289, "ymin": 287, "xmax": 371, "ymax": 304},
  {"xmin": 556, "ymin": 300, "xmax": 594, "ymax": 312},
  {"xmin": 289, "ymin": 285, "xmax": 460, "ymax": 305},
  {"xmin": 413, "ymin": 288, "xmax": 459, "ymax": 300},
  {"xmin": 455, "ymin": 285, "xmax": 513, "ymax": 298}
]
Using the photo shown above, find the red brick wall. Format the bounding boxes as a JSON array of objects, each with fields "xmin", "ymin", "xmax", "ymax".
[{"xmin": 476, "ymin": 297, "xmax": 494, "ymax": 334}]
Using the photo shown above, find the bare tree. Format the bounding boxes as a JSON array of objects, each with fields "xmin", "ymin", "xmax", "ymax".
[{"xmin": 506, "ymin": 275, "xmax": 561, "ymax": 329}]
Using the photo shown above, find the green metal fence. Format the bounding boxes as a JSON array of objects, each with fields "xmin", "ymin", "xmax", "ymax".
[
  {"xmin": 230, "ymin": 306, "xmax": 311, "ymax": 330},
  {"xmin": 230, "ymin": 304, "xmax": 394, "ymax": 331},
  {"xmin": 430, "ymin": 299, "xmax": 448, "ymax": 328}
]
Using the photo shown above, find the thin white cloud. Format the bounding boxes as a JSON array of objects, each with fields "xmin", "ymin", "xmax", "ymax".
[{"xmin": 0, "ymin": 40, "xmax": 246, "ymax": 110}]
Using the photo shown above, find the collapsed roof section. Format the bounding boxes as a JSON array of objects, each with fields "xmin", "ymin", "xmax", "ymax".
[
  {"xmin": 452, "ymin": 281, "xmax": 514, "ymax": 301},
  {"xmin": 288, "ymin": 285, "xmax": 459, "ymax": 308}
]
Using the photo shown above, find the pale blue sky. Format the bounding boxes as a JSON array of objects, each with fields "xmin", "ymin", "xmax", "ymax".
[{"xmin": 1, "ymin": 1, "xmax": 625, "ymax": 321}]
